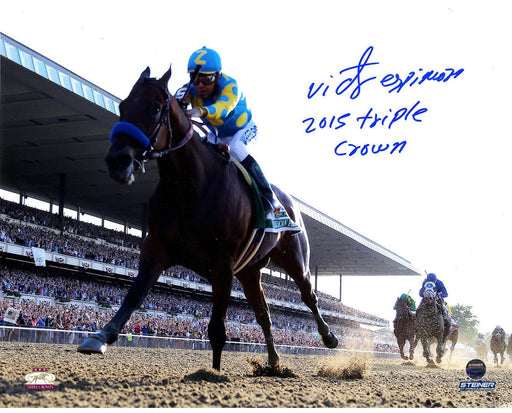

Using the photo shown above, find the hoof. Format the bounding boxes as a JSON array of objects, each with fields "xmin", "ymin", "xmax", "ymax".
[
  {"xmin": 268, "ymin": 353, "xmax": 280, "ymax": 369},
  {"xmin": 322, "ymin": 332, "xmax": 339, "ymax": 349},
  {"xmin": 78, "ymin": 336, "xmax": 107, "ymax": 355}
]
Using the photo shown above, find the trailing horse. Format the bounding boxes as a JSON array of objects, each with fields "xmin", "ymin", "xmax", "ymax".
[
  {"xmin": 77, "ymin": 66, "xmax": 339, "ymax": 370},
  {"xmin": 393, "ymin": 296, "xmax": 416, "ymax": 360},
  {"xmin": 507, "ymin": 334, "xmax": 512, "ymax": 361},
  {"xmin": 490, "ymin": 327, "xmax": 506, "ymax": 365},
  {"xmin": 415, "ymin": 296, "xmax": 446, "ymax": 364},
  {"xmin": 475, "ymin": 339, "xmax": 488, "ymax": 361}
]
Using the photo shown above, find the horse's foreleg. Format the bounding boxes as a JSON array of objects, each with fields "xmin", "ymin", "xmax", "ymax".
[
  {"xmin": 78, "ymin": 236, "xmax": 168, "ymax": 354},
  {"xmin": 409, "ymin": 337, "xmax": 416, "ymax": 360},
  {"xmin": 397, "ymin": 337, "xmax": 407, "ymax": 360},
  {"xmin": 421, "ymin": 337, "xmax": 432, "ymax": 364},
  {"xmin": 237, "ymin": 268, "xmax": 279, "ymax": 368},
  {"xmin": 436, "ymin": 333, "xmax": 445, "ymax": 364},
  {"xmin": 208, "ymin": 264, "xmax": 234, "ymax": 370}
]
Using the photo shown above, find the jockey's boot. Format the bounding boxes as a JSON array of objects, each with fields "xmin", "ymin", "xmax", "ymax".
[{"xmin": 241, "ymin": 155, "xmax": 300, "ymax": 234}]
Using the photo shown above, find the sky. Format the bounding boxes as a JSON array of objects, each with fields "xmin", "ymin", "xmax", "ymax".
[{"xmin": 1, "ymin": 0, "xmax": 511, "ymax": 335}]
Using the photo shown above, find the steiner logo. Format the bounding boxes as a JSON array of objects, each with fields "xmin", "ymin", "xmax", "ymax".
[
  {"xmin": 459, "ymin": 359, "xmax": 495, "ymax": 391},
  {"xmin": 459, "ymin": 381, "xmax": 496, "ymax": 391}
]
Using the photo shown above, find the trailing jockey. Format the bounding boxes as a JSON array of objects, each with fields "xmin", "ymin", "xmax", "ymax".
[{"xmin": 393, "ymin": 292, "xmax": 417, "ymax": 329}]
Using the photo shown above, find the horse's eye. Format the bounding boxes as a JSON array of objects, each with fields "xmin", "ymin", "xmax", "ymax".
[{"xmin": 152, "ymin": 106, "xmax": 161, "ymax": 115}]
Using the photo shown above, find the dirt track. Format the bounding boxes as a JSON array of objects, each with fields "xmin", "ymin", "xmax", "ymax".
[{"xmin": 1, "ymin": 342, "xmax": 511, "ymax": 408}]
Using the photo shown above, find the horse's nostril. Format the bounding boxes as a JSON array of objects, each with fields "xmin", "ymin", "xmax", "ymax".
[{"xmin": 106, "ymin": 152, "xmax": 133, "ymax": 171}]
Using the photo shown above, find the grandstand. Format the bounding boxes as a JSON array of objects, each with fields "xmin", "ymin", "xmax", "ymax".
[
  {"xmin": 1, "ymin": 199, "xmax": 395, "ymax": 351},
  {"xmin": 1, "ymin": 33, "xmax": 421, "ymax": 352}
]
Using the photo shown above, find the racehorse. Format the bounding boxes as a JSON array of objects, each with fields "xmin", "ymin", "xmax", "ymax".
[
  {"xmin": 507, "ymin": 334, "xmax": 512, "ymax": 361},
  {"xmin": 77, "ymin": 66, "xmax": 339, "ymax": 370},
  {"xmin": 415, "ymin": 296, "xmax": 446, "ymax": 364},
  {"xmin": 490, "ymin": 327, "xmax": 506, "ymax": 365},
  {"xmin": 393, "ymin": 296, "xmax": 416, "ymax": 360},
  {"xmin": 475, "ymin": 339, "xmax": 488, "ymax": 361}
]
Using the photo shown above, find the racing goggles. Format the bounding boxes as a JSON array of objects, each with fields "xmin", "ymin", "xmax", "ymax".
[{"xmin": 192, "ymin": 73, "xmax": 217, "ymax": 86}]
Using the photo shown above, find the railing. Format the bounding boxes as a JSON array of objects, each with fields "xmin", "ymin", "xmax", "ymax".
[{"xmin": 0, "ymin": 326, "xmax": 399, "ymax": 358}]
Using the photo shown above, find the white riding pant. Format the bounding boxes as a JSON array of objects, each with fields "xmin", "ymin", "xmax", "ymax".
[{"xmin": 208, "ymin": 120, "xmax": 258, "ymax": 162}]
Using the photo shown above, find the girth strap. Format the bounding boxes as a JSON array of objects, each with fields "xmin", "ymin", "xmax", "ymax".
[{"xmin": 233, "ymin": 228, "xmax": 266, "ymax": 274}]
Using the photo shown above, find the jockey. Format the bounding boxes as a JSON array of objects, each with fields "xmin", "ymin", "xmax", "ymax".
[
  {"xmin": 476, "ymin": 332, "xmax": 485, "ymax": 345},
  {"xmin": 419, "ymin": 272, "xmax": 457, "ymax": 331},
  {"xmin": 493, "ymin": 325, "xmax": 505, "ymax": 337},
  {"xmin": 419, "ymin": 272, "xmax": 448, "ymax": 299},
  {"xmin": 394, "ymin": 293, "xmax": 416, "ymax": 313},
  {"xmin": 175, "ymin": 47, "xmax": 300, "ymax": 234}
]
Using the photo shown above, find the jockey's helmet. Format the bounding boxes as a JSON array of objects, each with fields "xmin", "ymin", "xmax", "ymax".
[
  {"xmin": 188, "ymin": 47, "xmax": 222, "ymax": 74},
  {"xmin": 426, "ymin": 272, "xmax": 437, "ymax": 282},
  {"xmin": 400, "ymin": 293, "xmax": 409, "ymax": 300}
]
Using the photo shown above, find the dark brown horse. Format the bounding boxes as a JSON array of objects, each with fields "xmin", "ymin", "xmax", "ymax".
[
  {"xmin": 490, "ymin": 326, "xmax": 506, "ymax": 365},
  {"xmin": 77, "ymin": 66, "xmax": 338, "ymax": 370},
  {"xmin": 393, "ymin": 296, "xmax": 416, "ymax": 360}
]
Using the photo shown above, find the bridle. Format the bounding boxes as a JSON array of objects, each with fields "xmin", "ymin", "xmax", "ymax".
[
  {"xmin": 111, "ymin": 79, "xmax": 195, "ymax": 173},
  {"xmin": 141, "ymin": 82, "xmax": 194, "ymax": 159}
]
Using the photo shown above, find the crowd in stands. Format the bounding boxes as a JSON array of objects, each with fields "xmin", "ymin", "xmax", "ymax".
[
  {"xmin": 0, "ymin": 264, "xmax": 344, "ymax": 347},
  {"xmin": 0, "ymin": 199, "xmax": 140, "ymax": 249},
  {"xmin": 0, "ymin": 197, "xmax": 395, "ymax": 351}
]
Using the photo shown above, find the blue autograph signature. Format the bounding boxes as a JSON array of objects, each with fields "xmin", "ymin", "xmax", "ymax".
[
  {"xmin": 306, "ymin": 46, "xmax": 464, "ymax": 101},
  {"xmin": 303, "ymin": 46, "xmax": 464, "ymax": 157}
]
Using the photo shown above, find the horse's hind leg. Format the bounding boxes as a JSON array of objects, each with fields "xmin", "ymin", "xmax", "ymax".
[
  {"xmin": 236, "ymin": 266, "xmax": 279, "ymax": 367},
  {"xmin": 270, "ymin": 235, "xmax": 338, "ymax": 349}
]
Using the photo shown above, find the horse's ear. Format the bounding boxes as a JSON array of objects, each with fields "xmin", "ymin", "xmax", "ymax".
[
  {"xmin": 138, "ymin": 67, "xmax": 151, "ymax": 83},
  {"xmin": 159, "ymin": 64, "xmax": 172, "ymax": 89}
]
